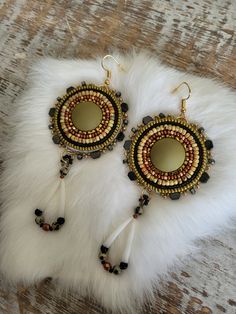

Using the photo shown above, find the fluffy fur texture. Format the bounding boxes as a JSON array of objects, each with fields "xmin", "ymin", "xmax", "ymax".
[{"xmin": 1, "ymin": 52, "xmax": 236, "ymax": 313}]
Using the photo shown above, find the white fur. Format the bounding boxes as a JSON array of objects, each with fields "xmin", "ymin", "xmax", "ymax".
[{"xmin": 1, "ymin": 52, "xmax": 236, "ymax": 313}]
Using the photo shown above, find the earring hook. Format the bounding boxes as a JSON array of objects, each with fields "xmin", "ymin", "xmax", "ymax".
[
  {"xmin": 101, "ymin": 55, "xmax": 124, "ymax": 86},
  {"xmin": 172, "ymin": 81, "xmax": 191, "ymax": 100},
  {"xmin": 172, "ymin": 81, "xmax": 191, "ymax": 119}
]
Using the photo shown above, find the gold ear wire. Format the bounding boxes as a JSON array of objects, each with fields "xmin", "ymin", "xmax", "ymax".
[
  {"xmin": 101, "ymin": 55, "xmax": 125, "ymax": 86},
  {"xmin": 172, "ymin": 82, "xmax": 191, "ymax": 119}
]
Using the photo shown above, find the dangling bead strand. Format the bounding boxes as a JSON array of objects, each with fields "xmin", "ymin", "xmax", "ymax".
[
  {"xmin": 35, "ymin": 208, "xmax": 65, "ymax": 231},
  {"xmin": 59, "ymin": 154, "xmax": 73, "ymax": 178},
  {"xmin": 34, "ymin": 153, "xmax": 74, "ymax": 231},
  {"xmin": 99, "ymin": 194, "xmax": 150, "ymax": 275}
]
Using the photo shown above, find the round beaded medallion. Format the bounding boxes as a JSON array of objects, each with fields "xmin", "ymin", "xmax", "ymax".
[
  {"xmin": 124, "ymin": 113, "xmax": 214, "ymax": 200},
  {"xmin": 49, "ymin": 82, "xmax": 128, "ymax": 156},
  {"xmin": 35, "ymin": 79, "xmax": 128, "ymax": 232},
  {"xmin": 98, "ymin": 111, "xmax": 215, "ymax": 275},
  {"xmin": 98, "ymin": 82, "xmax": 215, "ymax": 277}
]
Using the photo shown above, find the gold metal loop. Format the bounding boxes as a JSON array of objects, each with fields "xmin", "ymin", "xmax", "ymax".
[
  {"xmin": 172, "ymin": 81, "xmax": 191, "ymax": 100},
  {"xmin": 172, "ymin": 82, "xmax": 192, "ymax": 119},
  {"xmin": 101, "ymin": 55, "xmax": 124, "ymax": 86}
]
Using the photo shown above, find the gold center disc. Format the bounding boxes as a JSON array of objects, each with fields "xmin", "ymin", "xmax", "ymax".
[
  {"xmin": 150, "ymin": 138, "xmax": 186, "ymax": 172},
  {"xmin": 71, "ymin": 101, "xmax": 103, "ymax": 131}
]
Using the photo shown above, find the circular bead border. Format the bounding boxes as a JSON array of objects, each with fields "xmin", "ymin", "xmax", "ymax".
[
  {"xmin": 124, "ymin": 114, "xmax": 214, "ymax": 197},
  {"xmin": 49, "ymin": 83, "xmax": 128, "ymax": 153}
]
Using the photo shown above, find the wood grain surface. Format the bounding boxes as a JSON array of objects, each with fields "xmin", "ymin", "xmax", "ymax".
[{"xmin": 0, "ymin": 0, "xmax": 236, "ymax": 313}]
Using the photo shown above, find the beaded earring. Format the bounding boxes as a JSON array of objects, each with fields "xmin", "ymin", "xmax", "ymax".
[
  {"xmin": 99, "ymin": 82, "xmax": 215, "ymax": 275},
  {"xmin": 34, "ymin": 55, "xmax": 129, "ymax": 232}
]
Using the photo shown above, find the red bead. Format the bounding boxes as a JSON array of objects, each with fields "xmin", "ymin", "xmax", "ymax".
[
  {"xmin": 42, "ymin": 223, "xmax": 50, "ymax": 231},
  {"xmin": 103, "ymin": 262, "xmax": 112, "ymax": 271}
]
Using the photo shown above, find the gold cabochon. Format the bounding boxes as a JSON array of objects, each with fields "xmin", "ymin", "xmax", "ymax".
[
  {"xmin": 150, "ymin": 138, "xmax": 186, "ymax": 172},
  {"xmin": 71, "ymin": 101, "xmax": 103, "ymax": 131}
]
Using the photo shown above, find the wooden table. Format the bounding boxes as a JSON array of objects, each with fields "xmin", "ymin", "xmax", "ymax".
[{"xmin": 0, "ymin": 1, "xmax": 236, "ymax": 313}]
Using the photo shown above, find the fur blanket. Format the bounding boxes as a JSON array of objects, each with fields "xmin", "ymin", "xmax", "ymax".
[{"xmin": 1, "ymin": 52, "xmax": 236, "ymax": 313}]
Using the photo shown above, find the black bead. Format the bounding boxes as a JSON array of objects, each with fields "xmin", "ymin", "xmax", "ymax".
[
  {"xmin": 48, "ymin": 108, "xmax": 56, "ymax": 117},
  {"xmin": 205, "ymin": 139, "xmax": 213, "ymax": 150},
  {"xmin": 131, "ymin": 127, "xmax": 137, "ymax": 133},
  {"xmin": 159, "ymin": 113, "xmax": 165, "ymax": 118},
  {"xmin": 190, "ymin": 188, "xmax": 196, "ymax": 195},
  {"xmin": 135, "ymin": 206, "xmax": 141, "ymax": 214},
  {"xmin": 142, "ymin": 194, "xmax": 150, "ymax": 205},
  {"xmin": 57, "ymin": 217, "xmax": 65, "ymax": 225},
  {"xmin": 99, "ymin": 255, "xmax": 105, "ymax": 261},
  {"xmin": 101, "ymin": 245, "xmax": 109, "ymax": 254},
  {"xmin": 60, "ymin": 169, "xmax": 66, "ymax": 177},
  {"xmin": 55, "ymin": 224, "xmax": 60, "ymax": 230},
  {"xmin": 66, "ymin": 86, "xmax": 75, "ymax": 93},
  {"xmin": 91, "ymin": 151, "xmax": 101, "ymax": 159},
  {"xmin": 198, "ymin": 127, "xmax": 205, "ymax": 133},
  {"xmin": 109, "ymin": 267, "xmax": 114, "ymax": 273},
  {"xmin": 40, "ymin": 223, "xmax": 44, "ymax": 228},
  {"xmin": 208, "ymin": 158, "xmax": 215, "ymax": 165},
  {"xmin": 35, "ymin": 208, "xmax": 43, "ymax": 216},
  {"xmin": 68, "ymin": 158, "xmax": 73, "ymax": 165},
  {"xmin": 48, "ymin": 124, "xmax": 53, "ymax": 130},
  {"xmin": 52, "ymin": 135, "xmax": 60, "ymax": 144},
  {"xmin": 122, "ymin": 159, "xmax": 127, "ymax": 164},
  {"xmin": 49, "ymin": 226, "xmax": 53, "ymax": 231},
  {"xmin": 57, "ymin": 97, "xmax": 62, "ymax": 102},
  {"xmin": 200, "ymin": 172, "xmax": 210, "ymax": 183},
  {"xmin": 113, "ymin": 269, "xmax": 119, "ymax": 275},
  {"xmin": 128, "ymin": 171, "xmax": 137, "ymax": 181},
  {"xmin": 63, "ymin": 154, "xmax": 73, "ymax": 164},
  {"xmin": 121, "ymin": 103, "xmax": 129, "ymax": 112},
  {"xmin": 142, "ymin": 116, "xmax": 153, "ymax": 125},
  {"xmin": 107, "ymin": 145, "xmax": 113, "ymax": 151},
  {"xmin": 81, "ymin": 81, "xmax": 86, "ymax": 86},
  {"xmin": 68, "ymin": 156, "xmax": 73, "ymax": 164},
  {"xmin": 169, "ymin": 192, "xmax": 181, "ymax": 200},
  {"xmin": 115, "ymin": 91, "xmax": 121, "ymax": 97},
  {"xmin": 123, "ymin": 140, "xmax": 131, "ymax": 150},
  {"xmin": 120, "ymin": 262, "xmax": 128, "ymax": 270},
  {"xmin": 101, "ymin": 260, "xmax": 105, "ymax": 264},
  {"xmin": 117, "ymin": 132, "xmax": 125, "ymax": 142},
  {"xmin": 123, "ymin": 119, "xmax": 129, "ymax": 125},
  {"xmin": 77, "ymin": 154, "xmax": 83, "ymax": 160}
]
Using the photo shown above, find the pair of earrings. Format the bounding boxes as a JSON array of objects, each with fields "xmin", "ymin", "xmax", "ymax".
[{"xmin": 34, "ymin": 55, "xmax": 214, "ymax": 275}]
